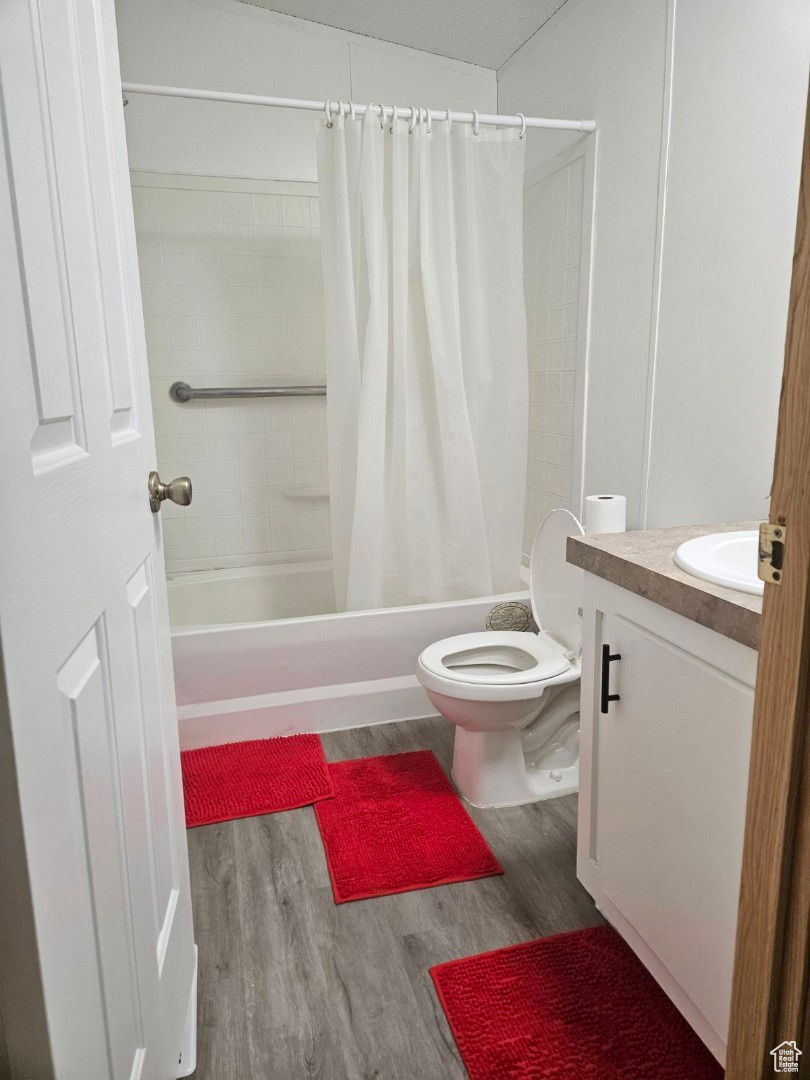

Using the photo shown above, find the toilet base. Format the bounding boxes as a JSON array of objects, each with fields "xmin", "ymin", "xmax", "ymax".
[{"xmin": 451, "ymin": 725, "xmax": 579, "ymax": 809}]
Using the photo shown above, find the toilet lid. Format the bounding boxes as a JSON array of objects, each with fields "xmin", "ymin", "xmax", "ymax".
[{"xmin": 530, "ymin": 508, "xmax": 585, "ymax": 653}]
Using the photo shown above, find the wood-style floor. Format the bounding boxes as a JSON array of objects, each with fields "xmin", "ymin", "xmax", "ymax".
[{"xmin": 188, "ymin": 717, "xmax": 603, "ymax": 1079}]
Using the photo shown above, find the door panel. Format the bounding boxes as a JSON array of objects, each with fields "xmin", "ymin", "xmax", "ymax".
[
  {"xmin": 58, "ymin": 625, "xmax": 145, "ymax": 1080},
  {"xmin": 74, "ymin": 0, "xmax": 141, "ymax": 442},
  {"xmin": 0, "ymin": 0, "xmax": 195, "ymax": 1076},
  {"xmin": 2, "ymin": 0, "xmax": 90, "ymax": 470},
  {"xmin": 125, "ymin": 560, "xmax": 181, "ymax": 968}
]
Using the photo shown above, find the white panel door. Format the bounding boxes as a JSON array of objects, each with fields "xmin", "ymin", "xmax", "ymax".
[{"xmin": 0, "ymin": 0, "xmax": 195, "ymax": 1077}]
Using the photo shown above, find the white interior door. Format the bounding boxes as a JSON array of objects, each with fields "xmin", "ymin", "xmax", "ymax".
[{"xmin": 0, "ymin": 1, "xmax": 195, "ymax": 1077}]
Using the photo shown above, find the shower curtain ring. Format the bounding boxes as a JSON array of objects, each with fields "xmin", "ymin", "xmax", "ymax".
[
  {"xmin": 517, "ymin": 112, "xmax": 526, "ymax": 139},
  {"xmin": 409, "ymin": 105, "xmax": 418, "ymax": 134},
  {"xmin": 472, "ymin": 109, "xmax": 480, "ymax": 136},
  {"xmin": 324, "ymin": 99, "xmax": 334, "ymax": 128},
  {"xmin": 380, "ymin": 104, "xmax": 389, "ymax": 130},
  {"xmin": 350, "ymin": 101, "xmax": 356, "ymax": 121},
  {"xmin": 425, "ymin": 107, "xmax": 432, "ymax": 135}
]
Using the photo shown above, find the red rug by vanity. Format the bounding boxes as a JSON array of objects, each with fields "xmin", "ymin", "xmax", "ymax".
[
  {"xmin": 181, "ymin": 735, "xmax": 334, "ymax": 828},
  {"xmin": 315, "ymin": 750, "xmax": 503, "ymax": 903},
  {"xmin": 430, "ymin": 925, "xmax": 723, "ymax": 1080}
]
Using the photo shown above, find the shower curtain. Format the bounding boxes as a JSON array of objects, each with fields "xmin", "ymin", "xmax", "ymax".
[{"xmin": 317, "ymin": 107, "xmax": 528, "ymax": 611}]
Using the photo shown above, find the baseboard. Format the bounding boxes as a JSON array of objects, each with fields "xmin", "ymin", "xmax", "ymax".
[{"xmin": 177, "ymin": 674, "xmax": 439, "ymax": 750}]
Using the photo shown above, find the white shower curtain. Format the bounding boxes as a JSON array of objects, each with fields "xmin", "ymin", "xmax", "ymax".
[{"xmin": 317, "ymin": 108, "xmax": 528, "ymax": 611}]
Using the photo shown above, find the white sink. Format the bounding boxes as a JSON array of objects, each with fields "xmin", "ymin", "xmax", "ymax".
[{"xmin": 674, "ymin": 530, "xmax": 763, "ymax": 596}]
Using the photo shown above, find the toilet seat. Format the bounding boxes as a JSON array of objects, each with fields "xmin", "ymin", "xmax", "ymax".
[
  {"xmin": 419, "ymin": 630, "xmax": 570, "ymax": 686},
  {"xmin": 417, "ymin": 508, "xmax": 585, "ymax": 696}
]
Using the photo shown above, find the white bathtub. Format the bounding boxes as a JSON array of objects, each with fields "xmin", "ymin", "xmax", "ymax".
[
  {"xmin": 169, "ymin": 561, "xmax": 528, "ymax": 750},
  {"xmin": 168, "ymin": 561, "xmax": 336, "ymax": 628}
]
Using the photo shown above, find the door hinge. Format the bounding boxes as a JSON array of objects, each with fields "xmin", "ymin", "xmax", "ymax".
[{"xmin": 758, "ymin": 522, "xmax": 786, "ymax": 585}]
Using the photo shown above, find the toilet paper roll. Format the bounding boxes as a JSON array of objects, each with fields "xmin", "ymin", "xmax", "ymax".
[{"xmin": 584, "ymin": 494, "xmax": 627, "ymax": 535}]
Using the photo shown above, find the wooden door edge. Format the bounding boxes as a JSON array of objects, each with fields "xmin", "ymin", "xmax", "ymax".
[{"xmin": 726, "ymin": 82, "xmax": 810, "ymax": 1079}]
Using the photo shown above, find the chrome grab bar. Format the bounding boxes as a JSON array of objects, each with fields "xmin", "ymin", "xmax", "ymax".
[{"xmin": 169, "ymin": 381, "xmax": 326, "ymax": 402}]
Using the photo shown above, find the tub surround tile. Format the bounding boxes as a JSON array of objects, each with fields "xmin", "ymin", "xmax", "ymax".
[
  {"xmin": 567, "ymin": 522, "xmax": 763, "ymax": 649},
  {"xmin": 133, "ymin": 174, "xmax": 330, "ymax": 574},
  {"xmin": 522, "ymin": 157, "xmax": 585, "ymax": 555}
]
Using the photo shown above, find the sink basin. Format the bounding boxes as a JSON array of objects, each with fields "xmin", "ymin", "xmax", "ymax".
[{"xmin": 674, "ymin": 530, "xmax": 763, "ymax": 596}]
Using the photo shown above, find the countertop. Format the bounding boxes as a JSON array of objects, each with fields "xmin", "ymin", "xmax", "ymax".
[{"xmin": 567, "ymin": 521, "xmax": 762, "ymax": 650}]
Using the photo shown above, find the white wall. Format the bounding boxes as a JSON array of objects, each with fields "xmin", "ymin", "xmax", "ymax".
[
  {"xmin": 499, "ymin": 0, "xmax": 669, "ymax": 529},
  {"xmin": 500, "ymin": 0, "xmax": 810, "ymax": 529},
  {"xmin": 116, "ymin": 0, "xmax": 496, "ymax": 180},
  {"xmin": 134, "ymin": 173, "xmax": 330, "ymax": 573},
  {"xmin": 642, "ymin": 0, "xmax": 809, "ymax": 526}
]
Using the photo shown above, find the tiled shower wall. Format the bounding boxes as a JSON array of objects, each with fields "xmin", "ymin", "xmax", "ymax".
[
  {"xmin": 131, "ymin": 174, "xmax": 330, "ymax": 573},
  {"xmin": 522, "ymin": 156, "xmax": 584, "ymax": 558}
]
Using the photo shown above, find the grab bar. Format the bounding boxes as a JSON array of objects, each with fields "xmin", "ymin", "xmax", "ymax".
[{"xmin": 170, "ymin": 381, "xmax": 326, "ymax": 402}]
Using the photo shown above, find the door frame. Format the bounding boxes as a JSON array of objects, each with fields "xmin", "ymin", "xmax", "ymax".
[{"xmin": 726, "ymin": 84, "xmax": 810, "ymax": 1078}]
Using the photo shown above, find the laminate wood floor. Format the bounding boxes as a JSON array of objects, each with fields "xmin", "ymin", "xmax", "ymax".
[{"xmin": 188, "ymin": 717, "xmax": 603, "ymax": 1079}]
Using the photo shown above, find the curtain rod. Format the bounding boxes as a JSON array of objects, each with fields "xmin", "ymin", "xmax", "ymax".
[{"xmin": 121, "ymin": 83, "xmax": 596, "ymax": 133}]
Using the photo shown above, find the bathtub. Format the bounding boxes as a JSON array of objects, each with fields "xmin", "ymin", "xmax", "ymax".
[
  {"xmin": 169, "ymin": 561, "xmax": 528, "ymax": 749},
  {"xmin": 168, "ymin": 561, "xmax": 336, "ymax": 628}
]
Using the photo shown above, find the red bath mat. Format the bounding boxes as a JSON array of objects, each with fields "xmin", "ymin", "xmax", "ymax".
[
  {"xmin": 431, "ymin": 925, "xmax": 723, "ymax": 1080},
  {"xmin": 314, "ymin": 750, "xmax": 503, "ymax": 903},
  {"xmin": 181, "ymin": 734, "xmax": 334, "ymax": 827}
]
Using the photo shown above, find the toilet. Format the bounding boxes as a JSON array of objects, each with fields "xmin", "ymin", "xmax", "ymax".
[{"xmin": 416, "ymin": 508, "xmax": 584, "ymax": 808}]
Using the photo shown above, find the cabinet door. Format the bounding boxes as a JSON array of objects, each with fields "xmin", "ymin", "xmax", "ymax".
[{"xmin": 594, "ymin": 613, "xmax": 753, "ymax": 1049}]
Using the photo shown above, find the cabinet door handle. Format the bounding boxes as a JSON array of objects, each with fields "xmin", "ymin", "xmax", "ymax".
[{"xmin": 600, "ymin": 643, "xmax": 621, "ymax": 714}]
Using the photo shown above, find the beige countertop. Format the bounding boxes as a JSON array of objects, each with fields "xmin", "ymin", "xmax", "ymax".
[{"xmin": 567, "ymin": 521, "xmax": 763, "ymax": 650}]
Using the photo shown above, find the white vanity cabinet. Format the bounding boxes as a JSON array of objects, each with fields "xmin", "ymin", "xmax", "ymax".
[{"xmin": 577, "ymin": 574, "xmax": 756, "ymax": 1065}]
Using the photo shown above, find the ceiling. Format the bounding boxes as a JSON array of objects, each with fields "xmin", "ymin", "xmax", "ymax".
[{"xmin": 240, "ymin": 0, "xmax": 571, "ymax": 69}]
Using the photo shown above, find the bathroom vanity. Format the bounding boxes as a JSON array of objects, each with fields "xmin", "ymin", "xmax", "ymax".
[{"xmin": 568, "ymin": 523, "xmax": 762, "ymax": 1067}]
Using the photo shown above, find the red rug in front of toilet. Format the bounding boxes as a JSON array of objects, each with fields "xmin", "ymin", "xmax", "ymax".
[
  {"xmin": 181, "ymin": 735, "xmax": 334, "ymax": 827},
  {"xmin": 315, "ymin": 750, "xmax": 503, "ymax": 903},
  {"xmin": 430, "ymin": 925, "xmax": 724, "ymax": 1080}
]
